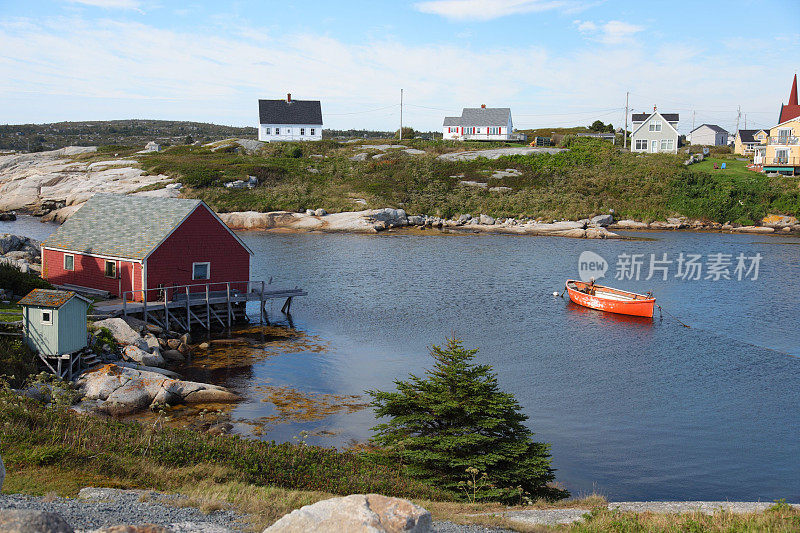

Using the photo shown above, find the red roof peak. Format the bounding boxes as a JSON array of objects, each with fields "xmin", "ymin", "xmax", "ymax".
[
  {"xmin": 790, "ymin": 73, "xmax": 798, "ymax": 106},
  {"xmin": 778, "ymin": 74, "xmax": 800, "ymax": 124}
]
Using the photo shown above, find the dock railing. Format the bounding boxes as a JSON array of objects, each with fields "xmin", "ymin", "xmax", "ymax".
[{"xmin": 119, "ymin": 280, "xmax": 306, "ymax": 331}]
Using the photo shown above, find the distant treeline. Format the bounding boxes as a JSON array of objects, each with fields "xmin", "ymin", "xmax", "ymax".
[{"xmin": 0, "ymin": 120, "xmax": 257, "ymax": 152}]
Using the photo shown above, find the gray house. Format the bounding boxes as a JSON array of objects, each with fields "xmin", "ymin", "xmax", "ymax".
[
  {"xmin": 19, "ymin": 289, "xmax": 91, "ymax": 357},
  {"xmin": 442, "ymin": 106, "xmax": 518, "ymax": 141},
  {"xmin": 630, "ymin": 109, "xmax": 680, "ymax": 154},
  {"xmin": 689, "ymin": 124, "xmax": 729, "ymax": 146}
]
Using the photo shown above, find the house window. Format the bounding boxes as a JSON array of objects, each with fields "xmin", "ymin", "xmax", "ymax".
[
  {"xmin": 41, "ymin": 309, "xmax": 53, "ymax": 325},
  {"xmin": 635, "ymin": 139, "xmax": 647, "ymax": 150},
  {"xmin": 192, "ymin": 262, "xmax": 210, "ymax": 280},
  {"xmin": 649, "ymin": 121, "xmax": 662, "ymax": 132},
  {"xmin": 667, "ymin": 139, "xmax": 674, "ymax": 150},
  {"xmin": 63, "ymin": 254, "xmax": 74, "ymax": 271},
  {"xmin": 104, "ymin": 260, "xmax": 116, "ymax": 278},
  {"xmin": 310, "ymin": 128, "xmax": 315, "ymax": 135},
  {"xmin": 264, "ymin": 127, "xmax": 271, "ymax": 135},
  {"xmin": 300, "ymin": 128, "xmax": 305, "ymax": 135},
  {"xmin": 275, "ymin": 127, "xmax": 280, "ymax": 135}
]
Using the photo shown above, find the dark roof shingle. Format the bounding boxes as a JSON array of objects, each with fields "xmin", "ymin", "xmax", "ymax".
[
  {"xmin": 737, "ymin": 129, "xmax": 758, "ymax": 144},
  {"xmin": 43, "ymin": 194, "xmax": 202, "ymax": 260},
  {"xmin": 259, "ymin": 99, "xmax": 323, "ymax": 125},
  {"xmin": 442, "ymin": 108, "xmax": 511, "ymax": 127},
  {"xmin": 691, "ymin": 124, "xmax": 728, "ymax": 134},
  {"xmin": 632, "ymin": 112, "xmax": 679, "ymax": 122}
]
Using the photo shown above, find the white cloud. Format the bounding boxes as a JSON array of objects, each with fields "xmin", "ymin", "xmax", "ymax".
[
  {"xmin": 574, "ymin": 19, "xmax": 643, "ymax": 44},
  {"xmin": 0, "ymin": 16, "xmax": 791, "ymax": 132},
  {"xmin": 414, "ymin": 0, "xmax": 582, "ymax": 21},
  {"xmin": 65, "ymin": 0, "xmax": 143, "ymax": 7}
]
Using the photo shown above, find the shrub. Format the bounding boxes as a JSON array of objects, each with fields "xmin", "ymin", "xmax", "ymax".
[
  {"xmin": 368, "ymin": 337, "xmax": 565, "ymax": 503},
  {"xmin": 0, "ymin": 263, "xmax": 52, "ymax": 298},
  {"xmin": 0, "ymin": 336, "xmax": 37, "ymax": 388}
]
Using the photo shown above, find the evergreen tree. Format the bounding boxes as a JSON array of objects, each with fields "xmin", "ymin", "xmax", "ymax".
[{"xmin": 368, "ymin": 338, "xmax": 565, "ymax": 503}]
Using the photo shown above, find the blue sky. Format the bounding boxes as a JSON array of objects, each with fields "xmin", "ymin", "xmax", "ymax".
[{"xmin": 1, "ymin": 0, "xmax": 799, "ymax": 133}]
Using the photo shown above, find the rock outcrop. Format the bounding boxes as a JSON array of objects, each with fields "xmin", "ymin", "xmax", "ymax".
[
  {"xmin": 264, "ymin": 494, "xmax": 431, "ymax": 533},
  {"xmin": 0, "ymin": 147, "xmax": 170, "ymax": 213},
  {"xmin": 92, "ymin": 318, "xmax": 142, "ymax": 347},
  {"xmin": 0, "ymin": 509, "xmax": 74, "ymax": 533},
  {"xmin": 77, "ymin": 364, "xmax": 238, "ymax": 416},
  {"xmin": 0, "ymin": 234, "xmax": 41, "ymax": 272}
]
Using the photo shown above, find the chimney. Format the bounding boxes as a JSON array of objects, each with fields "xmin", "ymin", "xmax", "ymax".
[
  {"xmin": 287, "ymin": 93, "xmax": 292, "ymax": 103},
  {"xmin": 653, "ymin": 105, "xmax": 657, "ymax": 112},
  {"xmin": 481, "ymin": 104, "xmax": 486, "ymax": 108}
]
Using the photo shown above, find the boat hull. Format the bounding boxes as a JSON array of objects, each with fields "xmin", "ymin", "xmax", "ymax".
[{"xmin": 565, "ymin": 280, "xmax": 655, "ymax": 318}]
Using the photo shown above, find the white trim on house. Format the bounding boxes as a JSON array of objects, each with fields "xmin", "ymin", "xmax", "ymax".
[
  {"xmin": 63, "ymin": 253, "xmax": 74, "ymax": 271},
  {"xmin": 42, "ymin": 246, "xmax": 143, "ymax": 263},
  {"xmin": 41, "ymin": 309, "xmax": 53, "ymax": 325},
  {"xmin": 104, "ymin": 260, "xmax": 117, "ymax": 279},
  {"xmin": 192, "ymin": 261, "xmax": 211, "ymax": 280}
]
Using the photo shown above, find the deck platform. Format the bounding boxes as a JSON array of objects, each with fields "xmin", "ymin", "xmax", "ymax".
[{"xmin": 92, "ymin": 280, "xmax": 306, "ymax": 332}]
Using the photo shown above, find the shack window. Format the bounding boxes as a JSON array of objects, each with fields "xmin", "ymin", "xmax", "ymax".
[
  {"xmin": 64, "ymin": 254, "xmax": 74, "ymax": 271},
  {"xmin": 41, "ymin": 309, "xmax": 53, "ymax": 325},
  {"xmin": 192, "ymin": 262, "xmax": 210, "ymax": 280},
  {"xmin": 300, "ymin": 128, "xmax": 305, "ymax": 135},
  {"xmin": 310, "ymin": 128, "xmax": 315, "ymax": 135},
  {"xmin": 104, "ymin": 260, "xmax": 116, "ymax": 278}
]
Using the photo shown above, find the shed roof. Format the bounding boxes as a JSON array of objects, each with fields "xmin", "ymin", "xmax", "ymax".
[
  {"xmin": 43, "ymin": 194, "xmax": 204, "ymax": 260},
  {"xmin": 259, "ymin": 99, "xmax": 323, "ymax": 125},
  {"xmin": 18, "ymin": 289, "xmax": 88, "ymax": 308},
  {"xmin": 691, "ymin": 124, "xmax": 728, "ymax": 134}
]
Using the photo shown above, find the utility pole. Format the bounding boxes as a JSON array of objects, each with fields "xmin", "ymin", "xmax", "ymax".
[
  {"xmin": 623, "ymin": 91, "xmax": 629, "ymax": 149},
  {"xmin": 735, "ymin": 105, "xmax": 741, "ymax": 133},
  {"xmin": 744, "ymin": 113, "xmax": 747, "ymax": 129},
  {"xmin": 399, "ymin": 89, "xmax": 404, "ymax": 141},
  {"xmin": 692, "ymin": 111, "xmax": 696, "ymax": 132}
]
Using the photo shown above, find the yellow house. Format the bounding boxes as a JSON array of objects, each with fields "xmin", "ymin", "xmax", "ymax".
[
  {"xmin": 733, "ymin": 130, "xmax": 762, "ymax": 155},
  {"xmin": 764, "ymin": 118, "xmax": 800, "ymax": 175}
]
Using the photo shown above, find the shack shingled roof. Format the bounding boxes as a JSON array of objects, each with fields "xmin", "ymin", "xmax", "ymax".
[
  {"xmin": 18, "ymin": 289, "xmax": 86, "ymax": 308},
  {"xmin": 43, "ymin": 194, "xmax": 203, "ymax": 261},
  {"xmin": 632, "ymin": 112, "xmax": 679, "ymax": 123}
]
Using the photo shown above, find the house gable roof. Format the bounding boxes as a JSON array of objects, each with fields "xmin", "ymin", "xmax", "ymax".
[
  {"xmin": 691, "ymin": 124, "xmax": 728, "ymax": 134},
  {"xmin": 737, "ymin": 129, "xmax": 758, "ymax": 144},
  {"xmin": 630, "ymin": 111, "xmax": 679, "ymax": 137},
  {"xmin": 779, "ymin": 74, "xmax": 800, "ymax": 123},
  {"xmin": 259, "ymin": 99, "xmax": 322, "ymax": 125},
  {"xmin": 443, "ymin": 108, "xmax": 511, "ymax": 127},
  {"xmin": 43, "ymin": 194, "xmax": 252, "ymax": 261},
  {"xmin": 632, "ymin": 112, "xmax": 679, "ymax": 123},
  {"xmin": 18, "ymin": 289, "xmax": 90, "ymax": 308}
]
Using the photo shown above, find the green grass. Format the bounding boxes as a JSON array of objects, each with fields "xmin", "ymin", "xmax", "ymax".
[
  {"xmin": 0, "ymin": 302, "xmax": 22, "ymax": 323},
  {"xmin": 131, "ymin": 138, "xmax": 799, "ymax": 225},
  {"xmin": 689, "ymin": 157, "xmax": 754, "ymax": 178}
]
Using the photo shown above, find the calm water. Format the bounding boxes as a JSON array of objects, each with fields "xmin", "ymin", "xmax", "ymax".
[{"xmin": 5, "ymin": 216, "xmax": 800, "ymax": 502}]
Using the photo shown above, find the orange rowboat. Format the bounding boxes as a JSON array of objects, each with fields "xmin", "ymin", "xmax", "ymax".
[{"xmin": 565, "ymin": 279, "xmax": 656, "ymax": 318}]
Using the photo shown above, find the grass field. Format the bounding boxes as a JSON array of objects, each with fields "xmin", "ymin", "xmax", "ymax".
[
  {"xmin": 689, "ymin": 157, "xmax": 755, "ymax": 178},
  {"xmin": 130, "ymin": 138, "xmax": 799, "ymax": 226}
]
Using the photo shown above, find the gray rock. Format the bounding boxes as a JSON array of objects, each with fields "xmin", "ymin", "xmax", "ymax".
[
  {"xmin": 349, "ymin": 153, "xmax": 369, "ymax": 162},
  {"xmin": 457, "ymin": 214, "xmax": 472, "ymax": 225},
  {"xmin": 122, "ymin": 345, "xmax": 166, "ymax": 368},
  {"xmin": 314, "ymin": 208, "xmax": 328, "ymax": 217},
  {"xmin": 479, "ymin": 214, "xmax": 495, "ymax": 225},
  {"xmin": 0, "ymin": 509, "xmax": 74, "ymax": 533},
  {"xmin": 143, "ymin": 335, "xmax": 160, "ymax": 352},
  {"xmin": 92, "ymin": 318, "xmax": 141, "ymax": 346},
  {"xmin": 489, "ymin": 186, "xmax": 512, "ymax": 193},
  {"xmin": 305, "ymin": 209, "xmax": 315, "ymax": 216},
  {"xmin": 590, "ymin": 214, "xmax": 614, "ymax": 227},
  {"xmin": 264, "ymin": 494, "xmax": 431, "ymax": 533},
  {"xmin": 458, "ymin": 180, "xmax": 487, "ymax": 188},
  {"xmin": 162, "ymin": 349, "xmax": 185, "ymax": 362},
  {"xmin": 406, "ymin": 215, "xmax": 425, "ymax": 226},
  {"xmin": 179, "ymin": 333, "xmax": 191, "ymax": 345}
]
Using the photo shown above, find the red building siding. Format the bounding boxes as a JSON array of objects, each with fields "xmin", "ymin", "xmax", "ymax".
[
  {"xmin": 42, "ymin": 204, "xmax": 249, "ymax": 301},
  {"xmin": 145, "ymin": 206, "xmax": 250, "ymax": 300},
  {"xmin": 42, "ymin": 248, "xmax": 142, "ymax": 298}
]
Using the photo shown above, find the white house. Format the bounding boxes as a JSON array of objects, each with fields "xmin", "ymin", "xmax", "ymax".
[
  {"xmin": 258, "ymin": 94, "xmax": 322, "ymax": 142},
  {"xmin": 689, "ymin": 124, "xmax": 729, "ymax": 146},
  {"xmin": 630, "ymin": 108, "xmax": 679, "ymax": 154},
  {"xmin": 442, "ymin": 106, "xmax": 516, "ymax": 141}
]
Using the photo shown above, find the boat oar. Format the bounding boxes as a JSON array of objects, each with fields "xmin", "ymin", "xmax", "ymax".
[{"xmin": 657, "ymin": 304, "xmax": 690, "ymax": 328}]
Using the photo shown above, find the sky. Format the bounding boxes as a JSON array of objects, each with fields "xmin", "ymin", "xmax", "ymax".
[{"xmin": 1, "ymin": 0, "xmax": 799, "ymax": 133}]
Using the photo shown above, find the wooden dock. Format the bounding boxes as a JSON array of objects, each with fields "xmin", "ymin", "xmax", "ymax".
[{"xmin": 92, "ymin": 280, "xmax": 307, "ymax": 332}]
